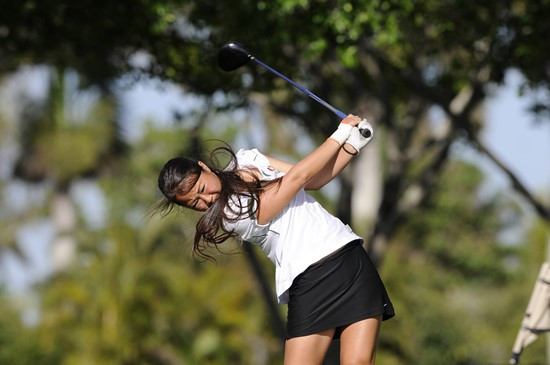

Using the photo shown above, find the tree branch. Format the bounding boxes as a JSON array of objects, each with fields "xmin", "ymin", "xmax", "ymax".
[
  {"xmin": 367, "ymin": 137, "xmax": 453, "ymax": 266},
  {"xmin": 242, "ymin": 241, "xmax": 286, "ymax": 341},
  {"xmin": 468, "ymin": 133, "xmax": 550, "ymax": 221},
  {"xmin": 364, "ymin": 42, "xmax": 550, "ymax": 223}
]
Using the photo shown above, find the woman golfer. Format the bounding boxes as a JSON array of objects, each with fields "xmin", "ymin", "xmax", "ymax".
[{"xmin": 156, "ymin": 114, "xmax": 394, "ymax": 365}]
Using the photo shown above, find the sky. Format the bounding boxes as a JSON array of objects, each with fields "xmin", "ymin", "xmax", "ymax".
[
  {"xmin": 1, "ymin": 69, "xmax": 549, "ymax": 293},
  {"xmin": 483, "ymin": 70, "xmax": 550, "ymax": 193}
]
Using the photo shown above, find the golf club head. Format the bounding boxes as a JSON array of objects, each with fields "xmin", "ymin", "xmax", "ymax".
[{"xmin": 217, "ymin": 42, "xmax": 253, "ymax": 72}]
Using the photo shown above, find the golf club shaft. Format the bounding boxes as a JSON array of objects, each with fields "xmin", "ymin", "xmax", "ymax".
[{"xmin": 252, "ymin": 58, "xmax": 348, "ymax": 120}]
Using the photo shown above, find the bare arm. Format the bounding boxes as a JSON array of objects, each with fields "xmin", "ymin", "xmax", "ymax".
[
  {"xmin": 256, "ymin": 138, "xmax": 343, "ymax": 225},
  {"xmin": 305, "ymin": 142, "xmax": 356, "ymax": 190},
  {"xmin": 255, "ymin": 114, "xmax": 365, "ymax": 224},
  {"xmin": 265, "ymin": 142, "xmax": 356, "ymax": 190}
]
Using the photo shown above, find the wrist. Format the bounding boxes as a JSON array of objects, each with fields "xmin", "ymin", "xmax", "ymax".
[
  {"xmin": 343, "ymin": 143, "xmax": 358, "ymax": 155},
  {"xmin": 328, "ymin": 123, "xmax": 353, "ymax": 146}
]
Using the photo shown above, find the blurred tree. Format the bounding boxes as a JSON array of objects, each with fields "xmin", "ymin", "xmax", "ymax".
[
  {"xmin": 0, "ymin": 290, "xmax": 60, "ymax": 365},
  {"xmin": 35, "ymin": 125, "xmax": 285, "ymax": 365},
  {"xmin": 378, "ymin": 159, "xmax": 535, "ymax": 364},
  {"xmin": 0, "ymin": 181, "xmax": 32, "ymax": 262},
  {"xmin": 0, "ymin": 100, "xmax": 31, "ymax": 262},
  {"xmin": 11, "ymin": 67, "xmax": 124, "ymax": 270},
  {"xmin": 2, "ymin": 0, "xmax": 548, "ymax": 264},
  {"xmin": 1, "ymin": 1, "xmax": 549, "ymax": 364}
]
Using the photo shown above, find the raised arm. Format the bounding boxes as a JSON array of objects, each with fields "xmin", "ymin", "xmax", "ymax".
[
  {"xmin": 304, "ymin": 142, "xmax": 357, "ymax": 190},
  {"xmin": 305, "ymin": 121, "xmax": 373, "ymax": 189},
  {"xmin": 265, "ymin": 143, "xmax": 357, "ymax": 190},
  {"xmin": 256, "ymin": 115, "xmax": 363, "ymax": 225},
  {"xmin": 265, "ymin": 118, "xmax": 373, "ymax": 190}
]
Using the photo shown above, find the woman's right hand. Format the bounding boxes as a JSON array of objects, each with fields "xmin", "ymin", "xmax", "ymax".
[
  {"xmin": 342, "ymin": 114, "xmax": 363, "ymax": 127},
  {"xmin": 328, "ymin": 114, "xmax": 362, "ymax": 146}
]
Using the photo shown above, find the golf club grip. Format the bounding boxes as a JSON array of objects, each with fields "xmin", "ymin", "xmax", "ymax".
[{"xmin": 359, "ymin": 128, "xmax": 372, "ymax": 138}]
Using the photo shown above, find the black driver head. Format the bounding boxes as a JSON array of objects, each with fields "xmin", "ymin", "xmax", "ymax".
[{"xmin": 217, "ymin": 42, "xmax": 253, "ymax": 72}]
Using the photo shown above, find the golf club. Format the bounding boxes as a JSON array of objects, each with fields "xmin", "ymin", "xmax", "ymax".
[{"xmin": 217, "ymin": 42, "xmax": 372, "ymax": 138}]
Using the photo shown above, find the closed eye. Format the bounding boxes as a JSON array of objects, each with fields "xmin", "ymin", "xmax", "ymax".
[{"xmin": 192, "ymin": 185, "xmax": 205, "ymax": 208}]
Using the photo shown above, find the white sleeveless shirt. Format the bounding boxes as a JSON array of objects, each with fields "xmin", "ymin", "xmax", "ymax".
[{"xmin": 223, "ymin": 149, "xmax": 362, "ymax": 304}]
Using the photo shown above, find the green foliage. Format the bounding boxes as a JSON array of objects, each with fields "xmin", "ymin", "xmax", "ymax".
[
  {"xmin": 0, "ymin": 293, "xmax": 60, "ymax": 365},
  {"xmin": 1, "ymin": 1, "xmax": 550, "ymax": 364},
  {"xmin": 0, "ymin": 0, "xmax": 185, "ymax": 85},
  {"xmin": 2, "ymin": 0, "xmax": 549, "ymax": 141},
  {"xmin": 14, "ymin": 68, "xmax": 122, "ymax": 185},
  {"xmin": 38, "ymin": 224, "xmax": 281, "ymax": 364},
  {"xmin": 406, "ymin": 162, "xmax": 516, "ymax": 284},
  {"xmin": 378, "ymin": 159, "xmax": 542, "ymax": 365},
  {"xmin": 31, "ymin": 121, "xmax": 285, "ymax": 364}
]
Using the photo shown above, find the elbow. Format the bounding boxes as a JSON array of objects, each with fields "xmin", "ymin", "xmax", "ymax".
[
  {"xmin": 305, "ymin": 181, "xmax": 324, "ymax": 190},
  {"xmin": 285, "ymin": 169, "xmax": 311, "ymax": 189}
]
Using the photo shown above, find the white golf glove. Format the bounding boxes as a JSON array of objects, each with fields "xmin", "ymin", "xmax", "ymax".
[
  {"xmin": 346, "ymin": 120, "xmax": 374, "ymax": 154},
  {"xmin": 328, "ymin": 122, "xmax": 354, "ymax": 146}
]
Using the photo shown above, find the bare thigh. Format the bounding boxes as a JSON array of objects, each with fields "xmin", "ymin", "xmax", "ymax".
[
  {"xmin": 339, "ymin": 315, "xmax": 382, "ymax": 365},
  {"xmin": 284, "ymin": 328, "xmax": 336, "ymax": 365}
]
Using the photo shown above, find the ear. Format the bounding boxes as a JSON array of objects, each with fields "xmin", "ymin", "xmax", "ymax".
[{"xmin": 197, "ymin": 161, "xmax": 211, "ymax": 172}]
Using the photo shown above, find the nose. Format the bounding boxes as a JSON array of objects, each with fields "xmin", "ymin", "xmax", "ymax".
[
  {"xmin": 207, "ymin": 193, "xmax": 219, "ymax": 206},
  {"xmin": 199, "ymin": 193, "xmax": 218, "ymax": 208}
]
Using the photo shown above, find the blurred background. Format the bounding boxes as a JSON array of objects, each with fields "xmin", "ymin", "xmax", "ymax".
[{"xmin": 0, "ymin": 1, "xmax": 549, "ymax": 364}]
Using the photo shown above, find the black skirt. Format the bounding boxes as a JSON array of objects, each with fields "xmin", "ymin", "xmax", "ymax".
[{"xmin": 286, "ymin": 240, "xmax": 394, "ymax": 339}]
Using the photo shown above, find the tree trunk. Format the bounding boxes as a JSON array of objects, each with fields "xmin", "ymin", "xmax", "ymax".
[{"xmin": 51, "ymin": 191, "xmax": 76, "ymax": 271}]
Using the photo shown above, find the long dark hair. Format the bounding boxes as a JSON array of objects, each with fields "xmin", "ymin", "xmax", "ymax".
[{"xmin": 154, "ymin": 145, "xmax": 280, "ymax": 261}]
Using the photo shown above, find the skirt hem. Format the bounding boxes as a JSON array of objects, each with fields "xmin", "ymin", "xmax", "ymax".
[{"xmin": 286, "ymin": 305, "xmax": 394, "ymax": 339}]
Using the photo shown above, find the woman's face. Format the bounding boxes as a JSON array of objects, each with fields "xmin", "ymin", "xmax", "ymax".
[{"xmin": 176, "ymin": 161, "xmax": 221, "ymax": 212}]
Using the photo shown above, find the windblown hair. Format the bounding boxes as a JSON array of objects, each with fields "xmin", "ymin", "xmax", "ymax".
[{"xmin": 154, "ymin": 145, "xmax": 280, "ymax": 261}]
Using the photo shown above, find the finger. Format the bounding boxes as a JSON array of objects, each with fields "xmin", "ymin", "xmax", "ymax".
[{"xmin": 342, "ymin": 114, "xmax": 362, "ymax": 126}]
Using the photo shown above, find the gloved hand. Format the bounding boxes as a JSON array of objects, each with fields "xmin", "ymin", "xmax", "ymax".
[
  {"xmin": 346, "ymin": 119, "xmax": 374, "ymax": 154},
  {"xmin": 328, "ymin": 122, "xmax": 354, "ymax": 146}
]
